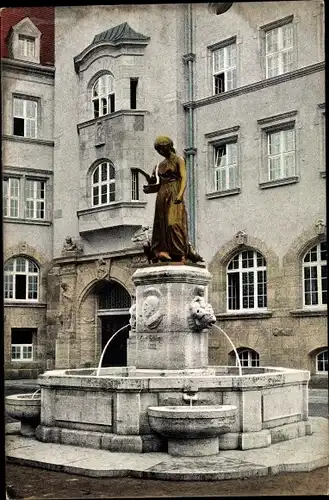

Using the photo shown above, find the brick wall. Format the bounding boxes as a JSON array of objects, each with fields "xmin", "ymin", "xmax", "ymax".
[{"xmin": 0, "ymin": 7, "xmax": 54, "ymax": 66}]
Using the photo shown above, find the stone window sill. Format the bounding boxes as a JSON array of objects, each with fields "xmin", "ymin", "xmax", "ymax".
[
  {"xmin": 3, "ymin": 217, "xmax": 51, "ymax": 226},
  {"xmin": 206, "ymin": 187, "xmax": 241, "ymax": 199},
  {"xmin": 5, "ymin": 302, "xmax": 47, "ymax": 308},
  {"xmin": 2, "ymin": 134, "xmax": 54, "ymax": 147},
  {"xmin": 77, "ymin": 201, "xmax": 147, "ymax": 217},
  {"xmin": 259, "ymin": 176, "xmax": 299, "ymax": 189},
  {"xmin": 289, "ymin": 308, "xmax": 327, "ymax": 317},
  {"xmin": 216, "ymin": 311, "xmax": 273, "ymax": 320}
]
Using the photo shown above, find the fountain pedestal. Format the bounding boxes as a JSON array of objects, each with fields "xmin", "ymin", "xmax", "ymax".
[{"xmin": 131, "ymin": 264, "xmax": 214, "ymax": 370}]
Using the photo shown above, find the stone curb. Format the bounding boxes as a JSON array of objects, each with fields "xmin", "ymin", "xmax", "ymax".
[{"xmin": 5, "ymin": 417, "xmax": 328, "ymax": 481}]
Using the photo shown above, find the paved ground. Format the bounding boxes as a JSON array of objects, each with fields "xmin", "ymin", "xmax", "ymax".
[{"xmin": 5, "ymin": 463, "xmax": 329, "ymax": 498}]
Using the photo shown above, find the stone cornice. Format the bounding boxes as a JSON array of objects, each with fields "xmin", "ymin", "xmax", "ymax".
[
  {"xmin": 2, "ymin": 135, "xmax": 54, "ymax": 147},
  {"xmin": 3, "ymin": 165, "xmax": 53, "ymax": 176},
  {"xmin": 77, "ymin": 201, "xmax": 147, "ymax": 217},
  {"xmin": 77, "ymin": 109, "xmax": 149, "ymax": 132},
  {"xmin": 183, "ymin": 62, "xmax": 325, "ymax": 110},
  {"xmin": 54, "ymin": 246, "xmax": 144, "ymax": 265},
  {"xmin": 1, "ymin": 57, "xmax": 55, "ymax": 78}
]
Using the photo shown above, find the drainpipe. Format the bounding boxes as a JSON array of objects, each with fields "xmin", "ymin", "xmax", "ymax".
[{"xmin": 183, "ymin": 3, "xmax": 196, "ymax": 246}]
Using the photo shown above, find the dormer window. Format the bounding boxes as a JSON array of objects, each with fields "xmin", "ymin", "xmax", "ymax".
[{"xmin": 8, "ymin": 17, "xmax": 41, "ymax": 64}]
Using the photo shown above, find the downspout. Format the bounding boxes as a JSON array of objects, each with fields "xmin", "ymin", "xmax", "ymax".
[{"xmin": 184, "ymin": 3, "xmax": 196, "ymax": 246}]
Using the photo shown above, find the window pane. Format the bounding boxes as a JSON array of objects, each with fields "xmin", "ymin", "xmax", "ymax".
[
  {"xmin": 282, "ymin": 24, "xmax": 293, "ymax": 48},
  {"xmin": 282, "ymin": 49, "xmax": 294, "ymax": 73},
  {"xmin": 101, "ymin": 163, "xmax": 108, "ymax": 181},
  {"xmin": 28, "ymin": 260, "xmax": 38, "ymax": 273},
  {"xmin": 15, "ymin": 274, "xmax": 27, "ymax": 300},
  {"xmin": 16, "ymin": 257, "xmax": 27, "ymax": 272},
  {"xmin": 228, "ymin": 273, "xmax": 239, "ymax": 310},
  {"xmin": 13, "ymin": 117, "xmax": 25, "ymax": 136},
  {"xmin": 213, "ymin": 47, "xmax": 224, "ymax": 73},
  {"xmin": 266, "ymin": 28, "xmax": 279, "ymax": 54},
  {"xmin": 109, "ymin": 164, "xmax": 115, "ymax": 179},
  {"xmin": 14, "ymin": 98, "xmax": 24, "ymax": 116}
]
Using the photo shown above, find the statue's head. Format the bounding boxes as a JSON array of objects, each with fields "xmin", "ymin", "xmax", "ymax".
[{"xmin": 154, "ymin": 136, "xmax": 176, "ymax": 157}]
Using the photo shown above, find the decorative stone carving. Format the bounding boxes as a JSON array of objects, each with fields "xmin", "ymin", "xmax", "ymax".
[
  {"xmin": 129, "ymin": 301, "xmax": 137, "ymax": 331},
  {"xmin": 61, "ymin": 236, "xmax": 83, "ymax": 255},
  {"xmin": 95, "ymin": 121, "xmax": 105, "ymax": 145},
  {"xmin": 142, "ymin": 287, "xmax": 163, "ymax": 329},
  {"xmin": 273, "ymin": 328, "xmax": 294, "ymax": 337},
  {"xmin": 235, "ymin": 230, "xmax": 247, "ymax": 246},
  {"xmin": 188, "ymin": 286, "xmax": 216, "ymax": 332},
  {"xmin": 59, "ymin": 282, "xmax": 73, "ymax": 331},
  {"xmin": 315, "ymin": 219, "xmax": 326, "ymax": 235},
  {"xmin": 132, "ymin": 226, "xmax": 154, "ymax": 263},
  {"xmin": 96, "ymin": 258, "xmax": 109, "ymax": 280},
  {"xmin": 19, "ymin": 241, "xmax": 27, "ymax": 253}
]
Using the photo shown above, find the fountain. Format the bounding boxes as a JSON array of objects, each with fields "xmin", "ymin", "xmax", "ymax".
[
  {"xmin": 31, "ymin": 263, "xmax": 311, "ymax": 455},
  {"xmin": 5, "ymin": 390, "xmax": 41, "ymax": 436}
]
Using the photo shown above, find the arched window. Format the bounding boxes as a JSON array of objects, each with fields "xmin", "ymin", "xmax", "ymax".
[
  {"xmin": 92, "ymin": 74, "xmax": 115, "ymax": 118},
  {"xmin": 229, "ymin": 347, "xmax": 260, "ymax": 367},
  {"xmin": 92, "ymin": 161, "xmax": 115, "ymax": 206},
  {"xmin": 4, "ymin": 256, "xmax": 39, "ymax": 301},
  {"xmin": 316, "ymin": 350, "xmax": 328, "ymax": 373},
  {"xmin": 303, "ymin": 242, "xmax": 327, "ymax": 307},
  {"xmin": 227, "ymin": 250, "xmax": 267, "ymax": 311}
]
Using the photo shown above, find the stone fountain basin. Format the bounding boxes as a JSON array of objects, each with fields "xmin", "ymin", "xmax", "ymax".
[
  {"xmin": 148, "ymin": 405, "xmax": 237, "ymax": 438},
  {"xmin": 5, "ymin": 393, "xmax": 41, "ymax": 421}
]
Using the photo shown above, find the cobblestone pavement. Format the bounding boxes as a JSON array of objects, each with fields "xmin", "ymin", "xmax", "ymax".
[{"xmin": 5, "ymin": 462, "xmax": 329, "ymax": 498}]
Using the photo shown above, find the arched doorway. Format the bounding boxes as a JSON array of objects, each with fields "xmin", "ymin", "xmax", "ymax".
[{"xmin": 96, "ymin": 280, "xmax": 131, "ymax": 367}]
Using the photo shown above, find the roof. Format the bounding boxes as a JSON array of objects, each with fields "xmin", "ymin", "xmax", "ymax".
[{"xmin": 92, "ymin": 22, "xmax": 150, "ymax": 44}]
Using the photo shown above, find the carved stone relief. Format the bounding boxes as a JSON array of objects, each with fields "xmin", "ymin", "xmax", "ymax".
[
  {"xmin": 235, "ymin": 230, "xmax": 247, "ymax": 246},
  {"xmin": 142, "ymin": 287, "xmax": 163, "ymax": 329},
  {"xmin": 95, "ymin": 258, "xmax": 109, "ymax": 280},
  {"xmin": 187, "ymin": 285, "xmax": 216, "ymax": 332}
]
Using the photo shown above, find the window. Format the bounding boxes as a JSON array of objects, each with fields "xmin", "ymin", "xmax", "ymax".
[
  {"xmin": 131, "ymin": 169, "xmax": 139, "ymax": 201},
  {"xmin": 267, "ymin": 127, "xmax": 295, "ymax": 181},
  {"xmin": 92, "ymin": 75, "xmax": 115, "ymax": 118},
  {"xmin": 316, "ymin": 350, "xmax": 328, "ymax": 373},
  {"xmin": 265, "ymin": 22, "xmax": 294, "ymax": 78},
  {"xmin": 303, "ymin": 242, "xmax": 327, "ymax": 307},
  {"xmin": 212, "ymin": 42, "xmax": 236, "ymax": 94},
  {"xmin": 237, "ymin": 349, "xmax": 260, "ymax": 367},
  {"xmin": 4, "ymin": 257, "xmax": 39, "ymax": 301},
  {"xmin": 214, "ymin": 142, "xmax": 238, "ymax": 191},
  {"xmin": 227, "ymin": 250, "xmax": 267, "ymax": 311},
  {"xmin": 25, "ymin": 179, "xmax": 45, "ymax": 219},
  {"xmin": 130, "ymin": 78, "xmax": 138, "ymax": 110},
  {"xmin": 18, "ymin": 34, "xmax": 35, "ymax": 58},
  {"xmin": 3, "ymin": 177, "xmax": 20, "ymax": 217},
  {"xmin": 13, "ymin": 97, "xmax": 37, "ymax": 138},
  {"xmin": 92, "ymin": 162, "xmax": 115, "ymax": 206},
  {"xmin": 11, "ymin": 328, "xmax": 35, "ymax": 361}
]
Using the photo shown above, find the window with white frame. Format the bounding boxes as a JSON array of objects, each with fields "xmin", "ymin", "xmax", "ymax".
[
  {"xmin": 25, "ymin": 179, "xmax": 45, "ymax": 219},
  {"xmin": 303, "ymin": 242, "xmax": 327, "ymax": 307},
  {"xmin": 92, "ymin": 74, "xmax": 115, "ymax": 118},
  {"xmin": 237, "ymin": 348, "xmax": 260, "ymax": 367},
  {"xmin": 3, "ymin": 177, "xmax": 20, "ymax": 218},
  {"xmin": 316, "ymin": 349, "xmax": 328, "ymax": 373},
  {"xmin": 267, "ymin": 127, "xmax": 295, "ymax": 181},
  {"xmin": 212, "ymin": 42, "xmax": 236, "ymax": 94},
  {"xmin": 92, "ymin": 161, "xmax": 115, "ymax": 206},
  {"xmin": 265, "ymin": 22, "xmax": 294, "ymax": 78},
  {"xmin": 227, "ymin": 250, "xmax": 267, "ymax": 311},
  {"xmin": 214, "ymin": 142, "xmax": 238, "ymax": 191},
  {"xmin": 18, "ymin": 34, "xmax": 36, "ymax": 58},
  {"xmin": 4, "ymin": 257, "xmax": 39, "ymax": 301},
  {"xmin": 11, "ymin": 328, "xmax": 35, "ymax": 361},
  {"xmin": 13, "ymin": 97, "xmax": 37, "ymax": 138},
  {"xmin": 131, "ymin": 169, "xmax": 139, "ymax": 201}
]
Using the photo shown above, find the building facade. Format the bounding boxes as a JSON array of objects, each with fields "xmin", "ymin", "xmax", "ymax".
[
  {"xmin": 2, "ymin": 7, "xmax": 55, "ymax": 378},
  {"xmin": 2, "ymin": 2, "xmax": 327, "ymax": 384}
]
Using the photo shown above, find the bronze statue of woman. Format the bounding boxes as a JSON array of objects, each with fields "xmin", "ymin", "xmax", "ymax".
[{"xmin": 133, "ymin": 136, "xmax": 203, "ymax": 264}]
